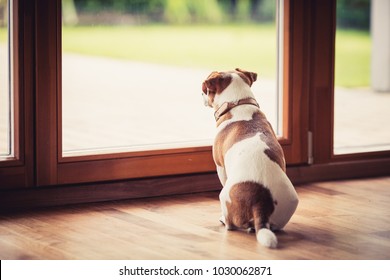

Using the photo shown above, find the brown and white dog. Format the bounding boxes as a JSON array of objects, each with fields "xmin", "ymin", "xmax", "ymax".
[{"xmin": 202, "ymin": 68, "xmax": 299, "ymax": 248}]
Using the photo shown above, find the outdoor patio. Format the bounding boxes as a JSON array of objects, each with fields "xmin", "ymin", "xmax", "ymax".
[
  {"xmin": 1, "ymin": 53, "xmax": 390, "ymax": 157},
  {"xmin": 61, "ymin": 53, "xmax": 278, "ymax": 155},
  {"xmin": 62, "ymin": 53, "xmax": 390, "ymax": 156}
]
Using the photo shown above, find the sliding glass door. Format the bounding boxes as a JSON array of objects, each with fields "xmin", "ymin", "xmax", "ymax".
[
  {"xmin": 334, "ymin": 0, "xmax": 390, "ymax": 155},
  {"xmin": 0, "ymin": 0, "xmax": 35, "ymax": 189},
  {"xmin": 2, "ymin": 0, "xmax": 315, "ymax": 188},
  {"xmin": 61, "ymin": 0, "xmax": 283, "ymax": 157},
  {"xmin": 0, "ymin": 0, "xmax": 12, "ymax": 158}
]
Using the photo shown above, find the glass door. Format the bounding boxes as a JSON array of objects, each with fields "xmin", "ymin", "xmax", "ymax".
[
  {"xmin": 0, "ymin": 0, "xmax": 34, "ymax": 189},
  {"xmin": 0, "ymin": 0, "xmax": 12, "ymax": 159},
  {"xmin": 334, "ymin": 0, "xmax": 390, "ymax": 155},
  {"xmin": 61, "ymin": 0, "xmax": 282, "ymax": 157},
  {"xmin": 31, "ymin": 0, "xmax": 309, "ymax": 186}
]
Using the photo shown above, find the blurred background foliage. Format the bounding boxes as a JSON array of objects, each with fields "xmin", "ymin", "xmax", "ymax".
[
  {"xmin": 59, "ymin": 0, "xmax": 372, "ymax": 87},
  {"xmin": 62, "ymin": 0, "xmax": 276, "ymax": 25},
  {"xmin": 336, "ymin": 0, "xmax": 370, "ymax": 30},
  {"xmin": 62, "ymin": 0, "xmax": 370, "ymax": 29},
  {"xmin": 0, "ymin": 0, "xmax": 372, "ymax": 87}
]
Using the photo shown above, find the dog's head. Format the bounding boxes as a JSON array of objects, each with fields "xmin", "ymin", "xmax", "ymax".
[{"xmin": 201, "ymin": 68, "xmax": 257, "ymax": 108}]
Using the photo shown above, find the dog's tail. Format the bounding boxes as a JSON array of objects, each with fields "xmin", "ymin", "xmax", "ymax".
[
  {"xmin": 253, "ymin": 207, "xmax": 277, "ymax": 248},
  {"xmin": 257, "ymin": 228, "xmax": 277, "ymax": 248}
]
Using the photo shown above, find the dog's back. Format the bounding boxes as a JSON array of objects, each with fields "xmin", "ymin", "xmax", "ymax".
[
  {"xmin": 202, "ymin": 69, "xmax": 298, "ymax": 248},
  {"xmin": 215, "ymin": 106, "xmax": 297, "ymax": 247}
]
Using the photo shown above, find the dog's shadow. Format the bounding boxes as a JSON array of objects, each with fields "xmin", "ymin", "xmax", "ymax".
[
  {"xmin": 212, "ymin": 219, "xmax": 309, "ymax": 250},
  {"xmin": 217, "ymin": 223, "xmax": 307, "ymax": 250},
  {"xmin": 273, "ymin": 229, "xmax": 306, "ymax": 249}
]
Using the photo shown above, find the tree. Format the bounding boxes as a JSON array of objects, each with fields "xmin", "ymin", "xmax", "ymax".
[
  {"xmin": 62, "ymin": 0, "xmax": 78, "ymax": 26},
  {"xmin": 164, "ymin": 0, "xmax": 222, "ymax": 24}
]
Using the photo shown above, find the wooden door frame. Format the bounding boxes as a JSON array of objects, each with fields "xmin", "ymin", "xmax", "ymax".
[
  {"xmin": 0, "ymin": 0, "xmax": 34, "ymax": 189},
  {"xmin": 2, "ymin": 0, "xmax": 390, "ymax": 210},
  {"xmin": 33, "ymin": 0, "xmax": 309, "ymax": 186},
  {"xmin": 309, "ymin": 0, "xmax": 390, "ymax": 164}
]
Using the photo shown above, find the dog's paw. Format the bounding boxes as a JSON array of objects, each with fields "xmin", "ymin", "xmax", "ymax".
[
  {"xmin": 219, "ymin": 215, "xmax": 226, "ymax": 225},
  {"xmin": 247, "ymin": 227, "xmax": 256, "ymax": 233},
  {"xmin": 219, "ymin": 215, "xmax": 237, "ymax": 230}
]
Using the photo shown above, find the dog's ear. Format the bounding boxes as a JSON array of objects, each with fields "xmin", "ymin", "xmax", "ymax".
[
  {"xmin": 235, "ymin": 68, "xmax": 257, "ymax": 86},
  {"xmin": 203, "ymin": 71, "xmax": 232, "ymax": 94}
]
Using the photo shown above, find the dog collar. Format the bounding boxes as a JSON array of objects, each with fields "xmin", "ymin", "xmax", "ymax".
[{"xmin": 214, "ymin": 98, "xmax": 259, "ymax": 121}]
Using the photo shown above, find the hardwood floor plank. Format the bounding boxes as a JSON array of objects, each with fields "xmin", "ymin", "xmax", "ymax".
[{"xmin": 0, "ymin": 177, "xmax": 389, "ymax": 259}]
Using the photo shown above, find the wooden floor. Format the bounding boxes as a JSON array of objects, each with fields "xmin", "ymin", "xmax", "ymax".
[{"xmin": 1, "ymin": 176, "xmax": 390, "ymax": 260}]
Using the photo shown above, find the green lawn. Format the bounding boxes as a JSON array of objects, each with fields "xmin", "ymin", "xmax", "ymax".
[
  {"xmin": 335, "ymin": 29, "xmax": 371, "ymax": 87},
  {"xmin": 62, "ymin": 24, "xmax": 278, "ymax": 78},
  {"xmin": 1, "ymin": 25, "xmax": 371, "ymax": 87}
]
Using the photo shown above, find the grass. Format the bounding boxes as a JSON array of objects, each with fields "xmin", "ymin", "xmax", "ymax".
[
  {"xmin": 335, "ymin": 29, "xmax": 371, "ymax": 87},
  {"xmin": 1, "ymin": 25, "xmax": 371, "ymax": 87},
  {"xmin": 62, "ymin": 24, "xmax": 278, "ymax": 78}
]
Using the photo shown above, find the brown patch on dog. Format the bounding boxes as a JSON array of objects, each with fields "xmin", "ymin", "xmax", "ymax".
[
  {"xmin": 235, "ymin": 68, "xmax": 257, "ymax": 86},
  {"xmin": 225, "ymin": 181, "xmax": 274, "ymax": 231},
  {"xmin": 261, "ymin": 130, "xmax": 286, "ymax": 172},
  {"xmin": 213, "ymin": 111, "xmax": 286, "ymax": 171},
  {"xmin": 202, "ymin": 68, "xmax": 256, "ymax": 98},
  {"xmin": 202, "ymin": 71, "xmax": 232, "ymax": 95},
  {"xmin": 216, "ymin": 111, "xmax": 233, "ymax": 127}
]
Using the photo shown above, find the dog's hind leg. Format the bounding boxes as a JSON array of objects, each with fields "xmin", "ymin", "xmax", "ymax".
[
  {"xmin": 219, "ymin": 215, "xmax": 226, "ymax": 225},
  {"xmin": 218, "ymin": 199, "xmax": 237, "ymax": 230},
  {"xmin": 216, "ymin": 165, "xmax": 227, "ymax": 187},
  {"xmin": 219, "ymin": 185, "xmax": 230, "ymax": 227}
]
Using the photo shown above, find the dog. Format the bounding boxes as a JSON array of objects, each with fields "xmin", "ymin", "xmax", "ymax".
[{"xmin": 201, "ymin": 68, "xmax": 299, "ymax": 248}]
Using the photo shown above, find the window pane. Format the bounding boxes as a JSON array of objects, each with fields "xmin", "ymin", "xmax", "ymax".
[
  {"xmin": 334, "ymin": 0, "xmax": 390, "ymax": 154},
  {"xmin": 0, "ymin": 0, "xmax": 11, "ymax": 157},
  {"xmin": 62, "ymin": 0, "xmax": 282, "ymax": 156}
]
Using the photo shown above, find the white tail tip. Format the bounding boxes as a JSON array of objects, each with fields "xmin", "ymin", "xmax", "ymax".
[{"xmin": 257, "ymin": 228, "xmax": 278, "ymax": 248}]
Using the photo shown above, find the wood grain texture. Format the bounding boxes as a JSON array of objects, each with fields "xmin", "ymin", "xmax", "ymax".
[
  {"xmin": 0, "ymin": 0, "xmax": 35, "ymax": 189},
  {"xmin": 35, "ymin": 0, "xmax": 59, "ymax": 185},
  {"xmin": 0, "ymin": 176, "xmax": 389, "ymax": 260}
]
